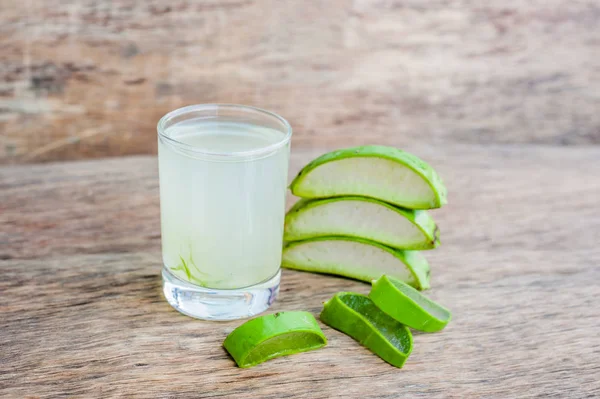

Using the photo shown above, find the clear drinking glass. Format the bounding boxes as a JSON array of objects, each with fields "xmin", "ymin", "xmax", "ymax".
[{"xmin": 157, "ymin": 104, "xmax": 291, "ymax": 320}]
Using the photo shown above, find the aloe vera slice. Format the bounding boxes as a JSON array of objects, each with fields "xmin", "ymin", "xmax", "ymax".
[
  {"xmin": 370, "ymin": 275, "xmax": 451, "ymax": 332},
  {"xmin": 285, "ymin": 197, "xmax": 439, "ymax": 250},
  {"xmin": 290, "ymin": 145, "xmax": 447, "ymax": 209},
  {"xmin": 223, "ymin": 311, "xmax": 327, "ymax": 368},
  {"xmin": 320, "ymin": 292, "xmax": 413, "ymax": 368},
  {"xmin": 282, "ymin": 237, "xmax": 430, "ymax": 290}
]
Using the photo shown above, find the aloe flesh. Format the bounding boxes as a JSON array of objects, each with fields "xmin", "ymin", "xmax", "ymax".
[
  {"xmin": 223, "ymin": 311, "xmax": 327, "ymax": 368},
  {"xmin": 370, "ymin": 275, "xmax": 451, "ymax": 332},
  {"xmin": 290, "ymin": 145, "xmax": 447, "ymax": 209},
  {"xmin": 282, "ymin": 237, "xmax": 430, "ymax": 290},
  {"xmin": 320, "ymin": 292, "xmax": 413, "ymax": 368},
  {"xmin": 285, "ymin": 197, "xmax": 440, "ymax": 250}
]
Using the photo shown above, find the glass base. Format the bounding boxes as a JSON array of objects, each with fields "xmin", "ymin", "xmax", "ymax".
[{"xmin": 161, "ymin": 267, "xmax": 280, "ymax": 321}]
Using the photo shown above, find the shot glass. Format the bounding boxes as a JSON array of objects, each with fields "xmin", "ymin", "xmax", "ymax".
[{"xmin": 157, "ymin": 104, "xmax": 291, "ymax": 320}]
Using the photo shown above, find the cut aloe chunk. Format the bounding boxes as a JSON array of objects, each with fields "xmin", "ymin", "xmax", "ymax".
[
  {"xmin": 282, "ymin": 237, "xmax": 430, "ymax": 290},
  {"xmin": 290, "ymin": 145, "xmax": 447, "ymax": 209},
  {"xmin": 320, "ymin": 292, "xmax": 413, "ymax": 368},
  {"xmin": 285, "ymin": 197, "xmax": 440, "ymax": 250},
  {"xmin": 223, "ymin": 311, "xmax": 327, "ymax": 368},
  {"xmin": 370, "ymin": 275, "xmax": 451, "ymax": 332}
]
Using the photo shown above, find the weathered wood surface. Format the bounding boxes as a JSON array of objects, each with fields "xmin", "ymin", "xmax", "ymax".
[
  {"xmin": 1, "ymin": 145, "xmax": 600, "ymax": 398},
  {"xmin": 1, "ymin": 0, "xmax": 600, "ymax": 163}
]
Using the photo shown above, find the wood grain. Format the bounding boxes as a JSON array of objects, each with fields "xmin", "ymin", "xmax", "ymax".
[
  {"xmin": 1, "ymin": 0, "xmax": 599, "ymax": 163},
  {"xmin": 2, "ymin": 144, "xmax": 599, "ymax": 260},
  {"xmin": 1, "ymin": 145, "xmax": 599, "ymax": 398}
]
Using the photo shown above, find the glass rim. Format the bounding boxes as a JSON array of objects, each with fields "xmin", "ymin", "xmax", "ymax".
[{"xmin": 157, "ymin": 103, "xmax": 292, "ymax": 159}]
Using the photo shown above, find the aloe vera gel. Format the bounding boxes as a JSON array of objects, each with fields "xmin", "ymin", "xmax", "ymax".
[{"xmin": 158, "ymin": 105, "xmax": 291, "ymax": 320}]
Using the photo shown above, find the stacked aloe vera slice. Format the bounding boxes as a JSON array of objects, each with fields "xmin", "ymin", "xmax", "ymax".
[{"xmin": 282, "ymin": 145, "xmax": 447, "ymax": 290}]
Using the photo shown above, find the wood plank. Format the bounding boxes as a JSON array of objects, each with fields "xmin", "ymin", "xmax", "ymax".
[
  {"xmin": 1, "ymin": 145, "xmax": 599, "ymax": 397},
  {"xmin": 2, "ymin": 144, "xmax": 599, "ymax": 260},
  {"xmin": 1, "ymin": 0, "xmax": 599, "ymax": 163},
  {"xmin": 1, "ymin": 252, "xmax": 599, "ymax": 398}
]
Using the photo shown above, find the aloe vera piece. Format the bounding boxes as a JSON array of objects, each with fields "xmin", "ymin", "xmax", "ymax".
[
  {"xmin": 285, "ymin": 197, "xmax": 439, "ymax": 250},
  {"xmin": 370, "ymin": 275, "xmax": 451, "ymax": 332},
  {"xmin": 320, "ymin": 292, "xmax": 413, "ymax": 368},
  {"xmin": 290, "ymin": 145, "xmax": 447, "ymax": 210},
  {"xmin": 282, "ymin": 237, "xmax": 430, "ymax": 290},
  {"xmin": 223, "ymin": 311, "xmax": 327, "ymax": 368}
]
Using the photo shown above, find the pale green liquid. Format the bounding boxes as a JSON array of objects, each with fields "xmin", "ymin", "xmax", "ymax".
[{"xmin": 158, "ymin": 119, "xmax": 289, "ymax": 289}]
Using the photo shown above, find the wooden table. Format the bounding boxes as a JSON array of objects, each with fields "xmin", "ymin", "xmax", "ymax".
[{"xmin": 1, "ymin": 144, "xmax": 599, "ymax": 398}]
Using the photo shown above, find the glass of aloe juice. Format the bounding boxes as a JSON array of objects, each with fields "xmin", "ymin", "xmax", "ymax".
[{"xmin": 157, "ymin": 104, "xmax": 291, "ymax": 320}]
